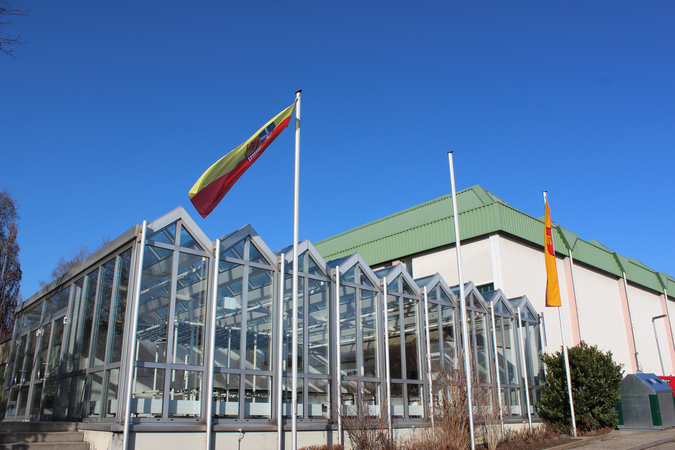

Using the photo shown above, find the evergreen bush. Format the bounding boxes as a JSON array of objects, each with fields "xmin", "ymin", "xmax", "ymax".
[{"xmin": 537, "ymin": 341, "xmax": 623, "ymax": 432}]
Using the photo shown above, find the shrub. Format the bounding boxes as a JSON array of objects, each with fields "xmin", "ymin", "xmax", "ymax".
[{"xmin": 537, "ymin": 341, "xmax": 623, "ymax": 432}]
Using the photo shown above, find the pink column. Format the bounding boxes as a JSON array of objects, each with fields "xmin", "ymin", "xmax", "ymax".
[
  {"xmin": 659, "ymin": 293, "xmax": 675, "ymax": 373},
  {"xmin": 617, "ymin": 278, "xmax": 638, "ymax": 373}
]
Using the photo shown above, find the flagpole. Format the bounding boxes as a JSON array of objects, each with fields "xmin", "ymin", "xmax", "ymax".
[
  {"xmin": 291, "ymin": 90, "xmax": 302, "ymax": 450},
  {"xmin": 544, "ymin": 191, "xmax": 576, "ymax": 438},
  {"xmin": 448, "ymin": 152, "xmax": 475, "ymax": 450}
]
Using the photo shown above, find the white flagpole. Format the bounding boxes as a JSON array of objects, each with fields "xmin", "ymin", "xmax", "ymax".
[
  {"xmin": 543, "ymin": 192, "xmax": 576, "ymax": 438},
  {"xmin": 122, "ymin": 220, "xmax": 147, "ymax": 450},
  {"xmin": 277, "ymin": 254, "xmax": 285, "ymax": 450},
  {"xmin": 205, "ymin": 238, "xmax": 220, "ymax": 450},
  {"xmin": 448, "ymin": 152, "xmax": 475, "ymax": 450},
  {"xmin": 291, "ymin": 90, "xmax": 302, "ymax": 450}
]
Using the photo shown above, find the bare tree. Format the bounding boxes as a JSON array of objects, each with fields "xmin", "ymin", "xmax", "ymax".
[
  {"xmin": 39, "ymin": 237, "xmax": 111, "ymax": 288},
  {"xmin": 0, "ymin": 189, "xmax": 20, "ymax": 338},
  {"xmin": 0, "ymin": 1, "xmax": 28, "ymax": 58}
]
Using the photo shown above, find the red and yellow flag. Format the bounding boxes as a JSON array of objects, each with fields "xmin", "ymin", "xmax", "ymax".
[
  {"xmin": 544, "ymin": 195, "xmax": 562, "ymax": 307},
  {"xmin": 189, "ymin": 102, "xmax": 296, "ymax": 218}
]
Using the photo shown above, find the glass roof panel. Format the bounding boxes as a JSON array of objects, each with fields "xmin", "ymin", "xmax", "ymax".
[
  {"xmin": 387, "ymin": 276, "xmax": 399, "ymax": 293},
  {"xmin": 222, "ymin": 239, "xmax": 245, "ymax": 260},
  {"xmin": 414, "ymin": 275, "xmax": 434, "ymax": 287},
  {"xmin": 481, "ymin": 290, "xmax": 497, "ymax": 302},
  {"xmin": 522, "ymin": 307, "xmax": 536, "ymax": 322},
  {"xmin": 427, "ymin": 286, "xmax": 437, "ymax": 301},
  {"xmin": 248, "ymin": 241, "xmax": 267, "ymax": 265},
  {"xmin": 149, "ymin": 223, "xmax": 176, "ymax": 245},
  {"xmin": 179, "ymin": 225, "xmax": 203, "ymax": 251}
]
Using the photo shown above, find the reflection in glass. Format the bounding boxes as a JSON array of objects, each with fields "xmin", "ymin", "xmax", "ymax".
[
  {"xmin": 283, "ymin": 275, "xmax": 304, "ymax": 373},
  {"xmin": 30, "ymin": 383, "xmax": 43, "ymax": 416},
  {"xmin": 442, "ymin": 306, "xmax": 455, "ymax": 369},
  {"xmin": 404, "ymin": 298, "xmax": 421, "ymax": 380},
  {"xmin": 172, "ymin": 253, "xmax": 208, "ymax": 366},
  {"xmin": 391, "ymin": 383, "xmax": 404, "ymax": 417},
  {"xmin": 408, "ymin": 384, "xmax": 424, "ymax": 418},
  {"xmin": 215, "ymin": 261, "xmax": 243, "ymax": 369},
  {"xmin": 308, "ymin": 379, "xmax": 330, "ymax": 419},
  {"xmin": 35, "ymin": 322, "xmax": 52, "ymax": 380},
  {"xmin": 65, "ymin": 279, "xmax": 83, "ymax": 372},
  {"xmin": 76, "ymin": 269, "xmax": 99, "ymax": 370},
  {"xmin": 48, "ymin": 319, "xmax": 64, "ymax": 378}
]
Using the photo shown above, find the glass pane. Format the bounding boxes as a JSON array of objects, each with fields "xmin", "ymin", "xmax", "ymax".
[
  {"xmin": 22, "ymin": 332, "xmax": 36, "ymax": 384},
  {"xmin": 307, "ymin": 255, "xmax": 323, "ymax": 276},
  {"xmin": 402, "ymin": 279, "xmax": 415, "ymax": 296},
  {"xmin": 169, "ymin": 370, "xmax": 202, "ymax": 418},
  {"xmin": 246, "ymin": 267, "xmax": 274, "ymax": 371},
  {"xmin": 172, "ymin": 253, "xmax": 208, "ymax": 366},
  {"xmin": 105, "ymin": 368, "xmax": 120, "ymax": 418},
  {"xmin": 474, "ymin": 312, "xmax": 490, "ymax": 383},
  {"xmin": 85, "ymin": 371, "xmax": 103, "ymax": 418},
  {"xmin": 341, "ymin": 266, "xmax": 355, "ymax": 284},
  {"xmin": 149, "ymin": 223, "xmax": 176, "ymax": 245},
  {"xmin": 359, "ymin": 268, "xmax": 374, "ymax": 287},
  {"xmin": 408, "ymin": 384, "xmax": 424, "ymax": 418},
  {"xmin": 404, "ymin": 298, "xmax": 421, "ymax": 380},
  {"xmin": 244, "ymin": 374, "xmax": 270, "ymax": 419},
  {"xmin": 428, "ymin": 304, "xmax": 441, "ymax": 370},
  {"xmin": 248, "ymin": 242, "xmax": 267, "ymax": 265},
  {"xmin": 362, "ymin": 381, "xmax": 380, "ymax": 416},
  {"xmin": 48, "ymin": 319, "xmax": 64, "ymax": 378},
  {"xmin": 131, "ymin": 367, "xmax": 165, "ymax": 418},
  {"xmin": 178, "ymin": 224, "xmax": 202, "ymax": 250},
  {"xmin": 442, "ymin": 306, "xmax": 456, "ymax": 370},
  {"xmin": 108, "ymin": 249, "xmax": 132, "ymax": 363},
  {"xmin": 308, "ymin": 379, "xmax": 330, "ymax": 419},
  {"xmin": 10, "ymin": 335, "xmax": 27, "ymax": 385},
  {"xmin": 222, "ymin": 239, "xmax": 245, "ymax": 259},
  {"xmin": 504, "ymin": 317, "xmax": 518, "ymax": 385},
  {"xmin": 17, "ymin": 385, "xmax": 30, "ymax": 417},
  {"xmin": 307, "ymin": 279, "xmax": 329, "ymax": 375},
  {"xmin": 215, "ymin": 261, "xmax": 244, "ymax": 369},
  {"xmin": 341, "ymin": 380, "xmax": 358, "ymax": 416},
  {"xmin": 35, "ymin": 323, "xmax": 52, "ymax": 380},
  {"xmin": 387, "ymin": 295, "xmax": 402, "ymax": 379},
  {"xmin": 75, "ymin": 268, "xmax": 99, "ymax": 370},
  {"xmin": 440, "ymin": 289, "xmax": 453, "ymax": 305},
  {"xmin": 58, "ymin": 375, "xmax": 85, "ymax": 420},
  {"xmin": 7, "ymin": 388, "xmax": 18, "ymax": 417},
  {"xmin": 282, "ymin": 377, "xmax": 304, "ymax": 418},
  {"xmin": 30, "ymin": 383, "xmax": 43, "ymax": 416},
  {"xmin": 388, "ymin": 277, "xmax": 398, "ymax": 294},
  {"xmin": 45, "ymin": 288, "xmax": 70, "ymax": 318},
  {"xmin": 42, "ymin": 380, "xmax": 56, "ymax": 415},
  {"xmin": 64, "ymin": 278, "xmax": 83, "ymax": 372},
  {"xmin": 22, "ymin": 304, "xmax": 43, "ymax": 331},
  {"xmin": 91, "ymin": 259, "xmax": 115, "ymax": 367},
  {"xmin": 340, "ymin": 285, "xmax": 357, "ymax": 376},
  {"xmin": 213, "ymin": 372, "xmax": 239, "ymax": 418},
  {"xmin": 361, "ymin": 290, "xmax": 379, "ymax": 378},
  {"xmin": 283, "ymin": 275, "xmax": 303, "ymax": 373},
  {"xmin": 136, "ymin": 246, "xmax": 173, "ymax": 363},
  {"xmin": 391, "ymin": 383, "xmax": 404, "ymax": 417}
]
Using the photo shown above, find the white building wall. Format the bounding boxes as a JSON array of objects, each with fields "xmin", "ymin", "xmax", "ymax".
[
  {"xmin": 571, "ymin": 265, "xmax": 632, "ymax": 372},
  {"xmin": 411, "ymin": 239, "xmax": 494, "ymax": 287},
  {"xmin": 627, "ymin": 284, "xmax": 675, "ymax": 375}
]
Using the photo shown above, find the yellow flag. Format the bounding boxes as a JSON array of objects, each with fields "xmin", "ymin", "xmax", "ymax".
[{"xmin": 545, "ymin": 197, "xmax": 562, "ymax": 307}]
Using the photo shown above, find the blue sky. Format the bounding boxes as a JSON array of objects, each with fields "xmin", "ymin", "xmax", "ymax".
[{"xmin": 3, "ymin": 1, "xmax": 674, "ymax": 300}]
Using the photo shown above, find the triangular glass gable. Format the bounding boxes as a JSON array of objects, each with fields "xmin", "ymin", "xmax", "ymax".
[
  {"xmin": 179, "ymin": 224, "xmax": 203, "ymax": 251},
  {"xmin": 341, "ymin": 266, "xmax": 356, "ymax": 284},
  {"xmin": 440, "ymin": 289, "xmax": 452, "ymax": 305},
  {"xmin": 427, "ymin": 286, "xmax": 438, "ymax": 301},
  {"xmin": 149, "ymin": 223, "xmax": 176, "ymax": 245},
  {"xmin": 402, "ymin": 279, "xmax": 415, "ymax": 296},
  {"xmin": 222, "ymin": 239, "xmax": 245, "ymax": 259},
  {"xmin": 387, "ymin": 276, "xmax": 399, "ymax": 293},
  {"xmin": 522, "ymin": 307, "xmax": 536, "ymax": 322},
  {"xmin": 307, "ymin": 254, "xmax": 322, "ymax": 276},
  {"xmin": 359, "ymin": 267, "xmax": 374, "ymax": 287},
  {"xmin": 249, "ymin": 241, "xmax": 268, "ymax": 265}
]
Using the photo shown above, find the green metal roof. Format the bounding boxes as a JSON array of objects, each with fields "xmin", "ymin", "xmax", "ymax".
[{"xmin": 314, "ymin": 185, "xmax": 674, "ymax": 297}]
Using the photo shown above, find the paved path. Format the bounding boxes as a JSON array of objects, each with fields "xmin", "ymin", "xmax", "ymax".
[{"xmin": 549, "ymin": 428, "xmax": 675, "ymax": 450}]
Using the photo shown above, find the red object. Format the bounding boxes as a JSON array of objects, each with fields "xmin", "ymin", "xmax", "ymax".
[{"xmin": 658, "ymin": 376, "xmax": 675, "ymax": 398}]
